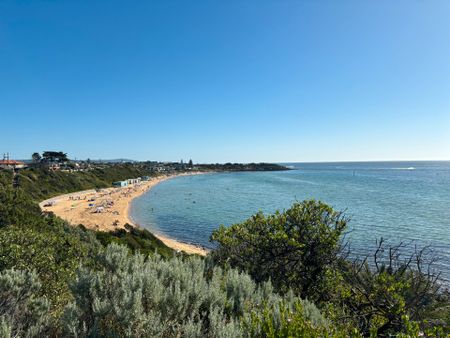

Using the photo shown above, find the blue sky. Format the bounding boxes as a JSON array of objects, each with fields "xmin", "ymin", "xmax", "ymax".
[{"xmin": 1, "ymin": 1, "xmax": 449, "ymax": 163}]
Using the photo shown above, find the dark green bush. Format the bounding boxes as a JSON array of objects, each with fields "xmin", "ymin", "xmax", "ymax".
[
  {"xmin": 211, "ymin": 201, "xmax": 450, "ymax": 337},
  {"xmin": 336, "ymin": 240, "xmax": 450, "ymax": 337},
  {"xmin": 0, "ymin": 183, "xmax": 42, "ymax": 228},
  {"xmin": 95, "ymin": 225, "xmax": 175, "ymax": 258},
  {"xmin": 211, "ymin": 200, "xmax": 348, "ymax": 302}
]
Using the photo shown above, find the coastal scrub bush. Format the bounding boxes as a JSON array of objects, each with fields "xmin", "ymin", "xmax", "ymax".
[
  {"xmin": 63, "ymin": 244, "xmax": 332, "ymax": 337},
  {"xmin": 95, "ymin": 225, "xmax": 175, "ymax": 258},
  {"xmin": 210, "ymin": 200, "xmax": 348, "ymax": 302},
  {"xmin": 337, "ymin": 239, "xmax": 450, "ymax": 337},
  {"xmin": 0, "ymin": 174, "xmax": 102, "ymax": 317},
  {"xmin": 0, "ymin": 181, "xmax": 42, "ymax": 228},
  {"xmin": 0, "ymin": 225, "xmax": 100, "ymax": 317},
  {"xmin": 242, "ymin": 301, "xmax": 348, "ymax": 338},
  {"xmin": 0, "ymin": 269, "xmax": 50, "ymax": 337},
  {"xmin": 11, "ymin": 164, "xmax": 156, "ymax": 201}
]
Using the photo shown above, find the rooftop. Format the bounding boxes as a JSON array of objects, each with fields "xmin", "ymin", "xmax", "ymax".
[{"xmin": 0, "ymin": 160, "xmax": 25, "ymax": 165}]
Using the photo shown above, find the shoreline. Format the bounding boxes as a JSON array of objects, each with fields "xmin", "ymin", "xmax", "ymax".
[{"xmin": 40, "ymin": 172, "xmax": 209, "ymax": 255}]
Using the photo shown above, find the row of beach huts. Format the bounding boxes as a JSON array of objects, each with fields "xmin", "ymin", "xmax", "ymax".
[{"xmin": 112, "ymin": 176, "xmax": 151, "ymax": 187}]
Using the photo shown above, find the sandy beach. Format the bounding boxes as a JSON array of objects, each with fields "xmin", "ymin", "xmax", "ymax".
[{"xmin": 39, "ymin": 173, "xmax": 208, "ymax": 255}]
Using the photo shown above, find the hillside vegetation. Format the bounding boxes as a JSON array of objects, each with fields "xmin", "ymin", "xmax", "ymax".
[
  {"xmin": 0, "ymin": 171, "xmax": 335, "ymax": 337},
  {"xmin": 10, "ymin": 164, "xmax": 154, "ymax": 201},
  {"xmin": 0, "ymin": 166, "xmax": 449, "ymax": 337}
]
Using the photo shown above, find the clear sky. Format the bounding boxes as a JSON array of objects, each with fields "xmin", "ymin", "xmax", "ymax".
[{"xmin": 1, "ymin": 1, "xmax": 449, "ymax": 163}]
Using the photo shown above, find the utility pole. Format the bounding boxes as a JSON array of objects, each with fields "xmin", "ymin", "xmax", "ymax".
[{"xmin": 5, "ymin": 152, "xmax": 20, "ymax": 188}]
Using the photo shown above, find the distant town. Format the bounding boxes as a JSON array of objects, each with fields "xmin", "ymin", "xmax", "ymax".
[{"xmin": 0, "ymin": 151, "xmax": 289, "ymax": 175}]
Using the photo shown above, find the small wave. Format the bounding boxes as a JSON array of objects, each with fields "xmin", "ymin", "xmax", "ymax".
[{"xmin": 363, "ymin": 167, "xmax": 416, "ymax": 170}]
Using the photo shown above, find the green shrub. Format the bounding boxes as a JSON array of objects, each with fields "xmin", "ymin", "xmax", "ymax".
[
  {"xmin": 0, "ymin": 269, "xmax": 50, "ymax": 337},
  {"xmin": 0, "ymin": 183, "xmax": 42, "ymax": 228},
  {"xmin": 339, "ymin": 240, "xmax": 450, "ymax": 337},
  {"xmin": 63, "ymin": 244, "xmax": 331, "ymax": 337},
  {"xmin": 211, "ymin": 200, "xmax": 348, "ymax": 302},
  {"xmin": 0, "ymin": 225, "xmax": 100, "ymax": 317},
  {"xmin": 95, "ymin": 225, "xmax": 175, "ymax": 259},
  {"xmin": 242, "ymin": 301, "xmax": 343, "ymax": 338}
]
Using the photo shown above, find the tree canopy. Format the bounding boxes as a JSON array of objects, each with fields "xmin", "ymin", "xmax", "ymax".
[
  {"xmin": 31, "ymin": 152, "xmax": 41, "ymax": 163},
  {"xmin": 41, "ymin": 151, "xmax": 68, "ymax": 163}
]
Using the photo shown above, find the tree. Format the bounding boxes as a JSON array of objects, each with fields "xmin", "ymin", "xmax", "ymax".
[
  {"xmin": 210, "ymin": 200, "xmax": 348, "ymax": 302},
  {"xmin": 42, "ymin": 151, "xmax": 68, "ymax": 163},
  {"xmin": 188, "ymin": 159, "xmax": 193, "ymax": 168},
  {"xmin": 31, "ymin": 152, "xmax": 41, "ymax": 163}
]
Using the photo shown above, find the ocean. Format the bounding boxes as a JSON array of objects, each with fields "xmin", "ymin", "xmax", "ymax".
[{"xmin": 130, "ymin": 161, "xmax": 450, "ymax": 281}]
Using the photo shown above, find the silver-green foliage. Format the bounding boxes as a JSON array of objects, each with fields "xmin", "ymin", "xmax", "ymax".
[
  {"xmin": 64, "ymin": 244, "xmax": 328, "ymax": 337},
  {"xmin": 0, "ymin": 269, "xmax": 50, "ymax": 338}
]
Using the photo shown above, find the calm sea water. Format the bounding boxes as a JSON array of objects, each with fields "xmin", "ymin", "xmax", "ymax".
[{"xmin": 130, "ymin": 161, "xmax": 450, "ymax": 280}]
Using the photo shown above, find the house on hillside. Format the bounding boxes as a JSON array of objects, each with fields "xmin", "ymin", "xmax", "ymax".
[
  {"xmin": 0, "ymin": 159, "xmax": 26, "ymax": 170},
  {"xmin": 48, "ymin": 162, "xmax": 61, "ymax": 171}
]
